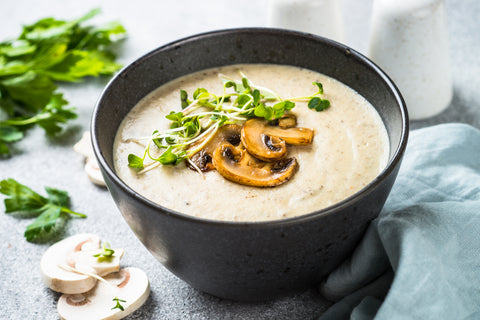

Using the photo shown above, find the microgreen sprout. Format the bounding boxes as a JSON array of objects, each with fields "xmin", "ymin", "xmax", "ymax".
[
  {"xmin": 112, "ymin": 297, "xmax": 126, "ymax": 311},
  {"xmin": 127, "ymin": 73, "xmax": 330, "ymax": 171},
  {"xmin": 93, "ymin": 242, "xmax": 115, "ymax": 262}
]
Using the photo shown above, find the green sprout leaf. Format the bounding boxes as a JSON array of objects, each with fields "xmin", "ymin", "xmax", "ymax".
[
  {"xmin": 308, "ymin": 97, "xmax": 330, "ymax": 112},
  {"xmin": 127, "ymin": 74, "xmax": 330, "ymax": 171},
  {"xmin": 306, "ymin": 82, "xmax": 330, "ymax": 112},
  {"xmin": 312, "ymin": 82, "xmax": 324, "ymax": 95},
  {"xmin": 157, "ymin": 147, "xmax": 178, "ymax": 165},
  {"xmin": 93, "ymin": 242, "xmax": 115, "ymax": 262},
  {"xmin": 112, "ymin": 297, "xmax": 126, "ymax": 311},
  {"xmin": 128, "ymin": 154, "xmax": 144, "ymax": 169},
  {"xmin": 180, "ymin": 89, "xmax": 189, "ymax": 109}
]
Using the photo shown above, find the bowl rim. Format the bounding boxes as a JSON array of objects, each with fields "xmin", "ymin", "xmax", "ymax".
[{"xmin": 92, "ymin": 27, "xmax": 409, "ymax": 229}]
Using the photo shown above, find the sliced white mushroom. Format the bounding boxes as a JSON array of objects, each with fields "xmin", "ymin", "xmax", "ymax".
[
  {"xmin": 73, "ymin": 248, "xmax": 125, "ymax": 277},
  {"xmin": 58, "ymin": 267, "xmax": 150, "ymax": 320},
  {"xmin": 41, "ymin": 234, "xmax": 101, "ymax": 294},
  {"xmin": 85, "ymin": 157, "xmax": 106, "ymax": 187},
  {"xmin": 74, "ymin": 131, "xmax": 106, "ymax": 187},
  {"xmin": 73, "ymin": 131, "xmax": 95, "ymax": 159}
]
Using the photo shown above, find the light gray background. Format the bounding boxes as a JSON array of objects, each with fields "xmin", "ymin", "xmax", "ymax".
[{"xmin": 1, "ymin": 0, "xmax": 478, "ymax": 319}]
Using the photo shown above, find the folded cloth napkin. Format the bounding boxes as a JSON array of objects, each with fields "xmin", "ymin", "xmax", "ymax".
[{"xmin": 319, "ymin": 123, "xmax": 480, "ymax": 320}]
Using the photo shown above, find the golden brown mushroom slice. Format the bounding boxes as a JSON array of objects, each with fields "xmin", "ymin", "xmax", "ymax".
[
  {"xmin": 241, "ymin": 118, "xmax": 314, "ymax": 162},
  {"xmin": 212, "ymin": 143, "xmax": 298, "ymax": 187},
  {"xmin": 187, "ymin": 124, "xmax": 241, "ymax": 172},
  {"xmin": 278, "ymin": 113, "xmax": 297, "ymax": 128}
]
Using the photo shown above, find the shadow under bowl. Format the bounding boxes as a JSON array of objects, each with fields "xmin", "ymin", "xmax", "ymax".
[{"xmin": 92, "ymin": 28, "xmax": 408, "ymax": 301}]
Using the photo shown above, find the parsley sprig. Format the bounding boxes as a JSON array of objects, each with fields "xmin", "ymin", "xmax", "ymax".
[
  {"xmin": 0, "ymin": 178, "xmax": 86, "ymax": 242},
  {"xmin": 0, "ymin": 8, "xmax": 126, "ymax": 156},
  {"xmin": 127, "ymin": 74, "xmax": 330, "ymax": 171}
]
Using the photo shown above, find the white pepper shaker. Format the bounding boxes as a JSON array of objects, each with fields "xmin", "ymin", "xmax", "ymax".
[
  {"xmin": 267, "ymin": 0, "xmax": 345, "ymax": 43},
  {"xmin": 368, "ymin": 0, "xmax": 453, "ymax": 120}
]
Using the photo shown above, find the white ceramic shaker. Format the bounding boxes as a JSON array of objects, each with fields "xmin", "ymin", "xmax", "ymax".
[
  {"xmin": 368, "ymin": 0, "xmax": 453, "ymax": 120},
  {"xmin": 267, "ymin": 0, "xmax": 345, "ymax": 43}
]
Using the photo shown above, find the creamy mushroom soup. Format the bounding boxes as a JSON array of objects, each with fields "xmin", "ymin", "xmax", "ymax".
[{"xmin": 114, "ymin": 64, "xmax": 389, "ymax": 222}]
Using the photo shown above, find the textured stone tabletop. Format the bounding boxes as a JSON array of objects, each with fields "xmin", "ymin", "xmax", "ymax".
[{"xmin": 0, "ymin": 1, "xmax": 478, "ymax": 319}]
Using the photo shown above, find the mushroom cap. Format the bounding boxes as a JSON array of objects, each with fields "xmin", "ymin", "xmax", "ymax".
[
  {"xmin": 40, "ymin": 234, "xmax": 101, "ymax": 294},
  {"xmin": 212, "ymin": 143, "xmax": 298, "ymax": 187},
  {"xmin": 241, "ymin": 118, "xmax": 314, "ymax": 161},
  {"xmin": 188, "ymin": 124, "xmax": 242, "ymax": 172},
  {"xmin": 73, "ymin": 132, "xmax": 95, "ymax": 159},
  {"xmin": 57, "ymin": 267, "xmax": 150, "ymax": 320},
  {"xmin": 74, "ymin": 131, "xmax": 106, "ymax": 187}
]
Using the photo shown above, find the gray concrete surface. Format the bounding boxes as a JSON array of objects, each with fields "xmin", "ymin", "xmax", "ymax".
[{"xmin": 0, "ymin": 0, "xmax": 478, "ymax": 319}]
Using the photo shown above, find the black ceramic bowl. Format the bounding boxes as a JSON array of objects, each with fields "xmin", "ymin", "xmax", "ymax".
[{"xmin": 92, "ymin": 28, "xmax": 408, "ymax": 301}]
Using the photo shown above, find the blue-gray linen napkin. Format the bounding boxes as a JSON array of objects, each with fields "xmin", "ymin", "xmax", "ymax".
[{"xmin": 319, "ymin": 123, "xmax": 480, "ymax": 320}]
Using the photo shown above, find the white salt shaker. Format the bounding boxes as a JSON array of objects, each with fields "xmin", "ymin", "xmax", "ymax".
[
  {"xmin": 267, "ymin": 0, "xmax": 345, "ymax": 43},
  {"xmin": 368, "ymin": 0, "xmax": 453, "ymax": 120}
]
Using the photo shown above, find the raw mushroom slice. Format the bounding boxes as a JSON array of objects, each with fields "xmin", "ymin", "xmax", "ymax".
[
  {"xmin": 73, "ymin": 248, "xmax": 125, "ymax": 277},
  {"xmin": 74, "ymin": 131, "xmax": 106, "ymax": 187},
  {"xmin": 57, "ymin": 267, "xmax": 150, "ymax": 320},
  {"xmin": 241, "ymin": 118, "xmax": 314, "ymax": 161},
  {"xmin": 73, "ymin": 132, "xmax": 95, "ymax": 159},
  {"xmin": 41, "ymin": 234, "xmax": 101, "ymax": 294},
  {"xmin": 85, "ymin": 157, "xmax": 106, "ymax": 187},
  {"xmin": 187, "ymin": 124, "xmax": 242, "ymax": 172},
  {"xmin": 212, "ymin": 143, "xmax": 298, "ymax": 187}
]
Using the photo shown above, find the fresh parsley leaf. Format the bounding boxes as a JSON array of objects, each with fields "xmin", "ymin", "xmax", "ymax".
[
  {"xmin": 0, "ymin": 9, "xmax": 126, "ymax": 156},
  {"xmin": 0, "ymin": 40, "xmax": 37, "ymax": 58},
  {"xmin": 24, "ymin": 204, "xmax": 64, "ymax": 241},
  {"xmin": 0, "ymin": 178, "xmax": 86, "ymax": 242},
  {"xmin": 35, "ymin": 94, "xmax": 77, "ymax": 135},
  {"xmin": 0, "ymin": 125, "xmax": 23, "ymax": 155},
  {"xmin": 0, "ymin": 60, "xmax": 32, "ymax": 77},
  {"xmin": 1, "ymin": 71, "xmax": 57, "ymax": 112},
  {"xmin": 0, "ymin": 178, "xmax": 47, "ymax": 213},
  {"xmin": 1, "ymin": 94, "xmax": 77, "ymax": 135}
]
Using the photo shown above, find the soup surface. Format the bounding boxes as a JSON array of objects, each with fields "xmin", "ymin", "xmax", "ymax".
[{"xmin": 114, "ymin": 64, "xmax": 389, "ymax": 221}]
